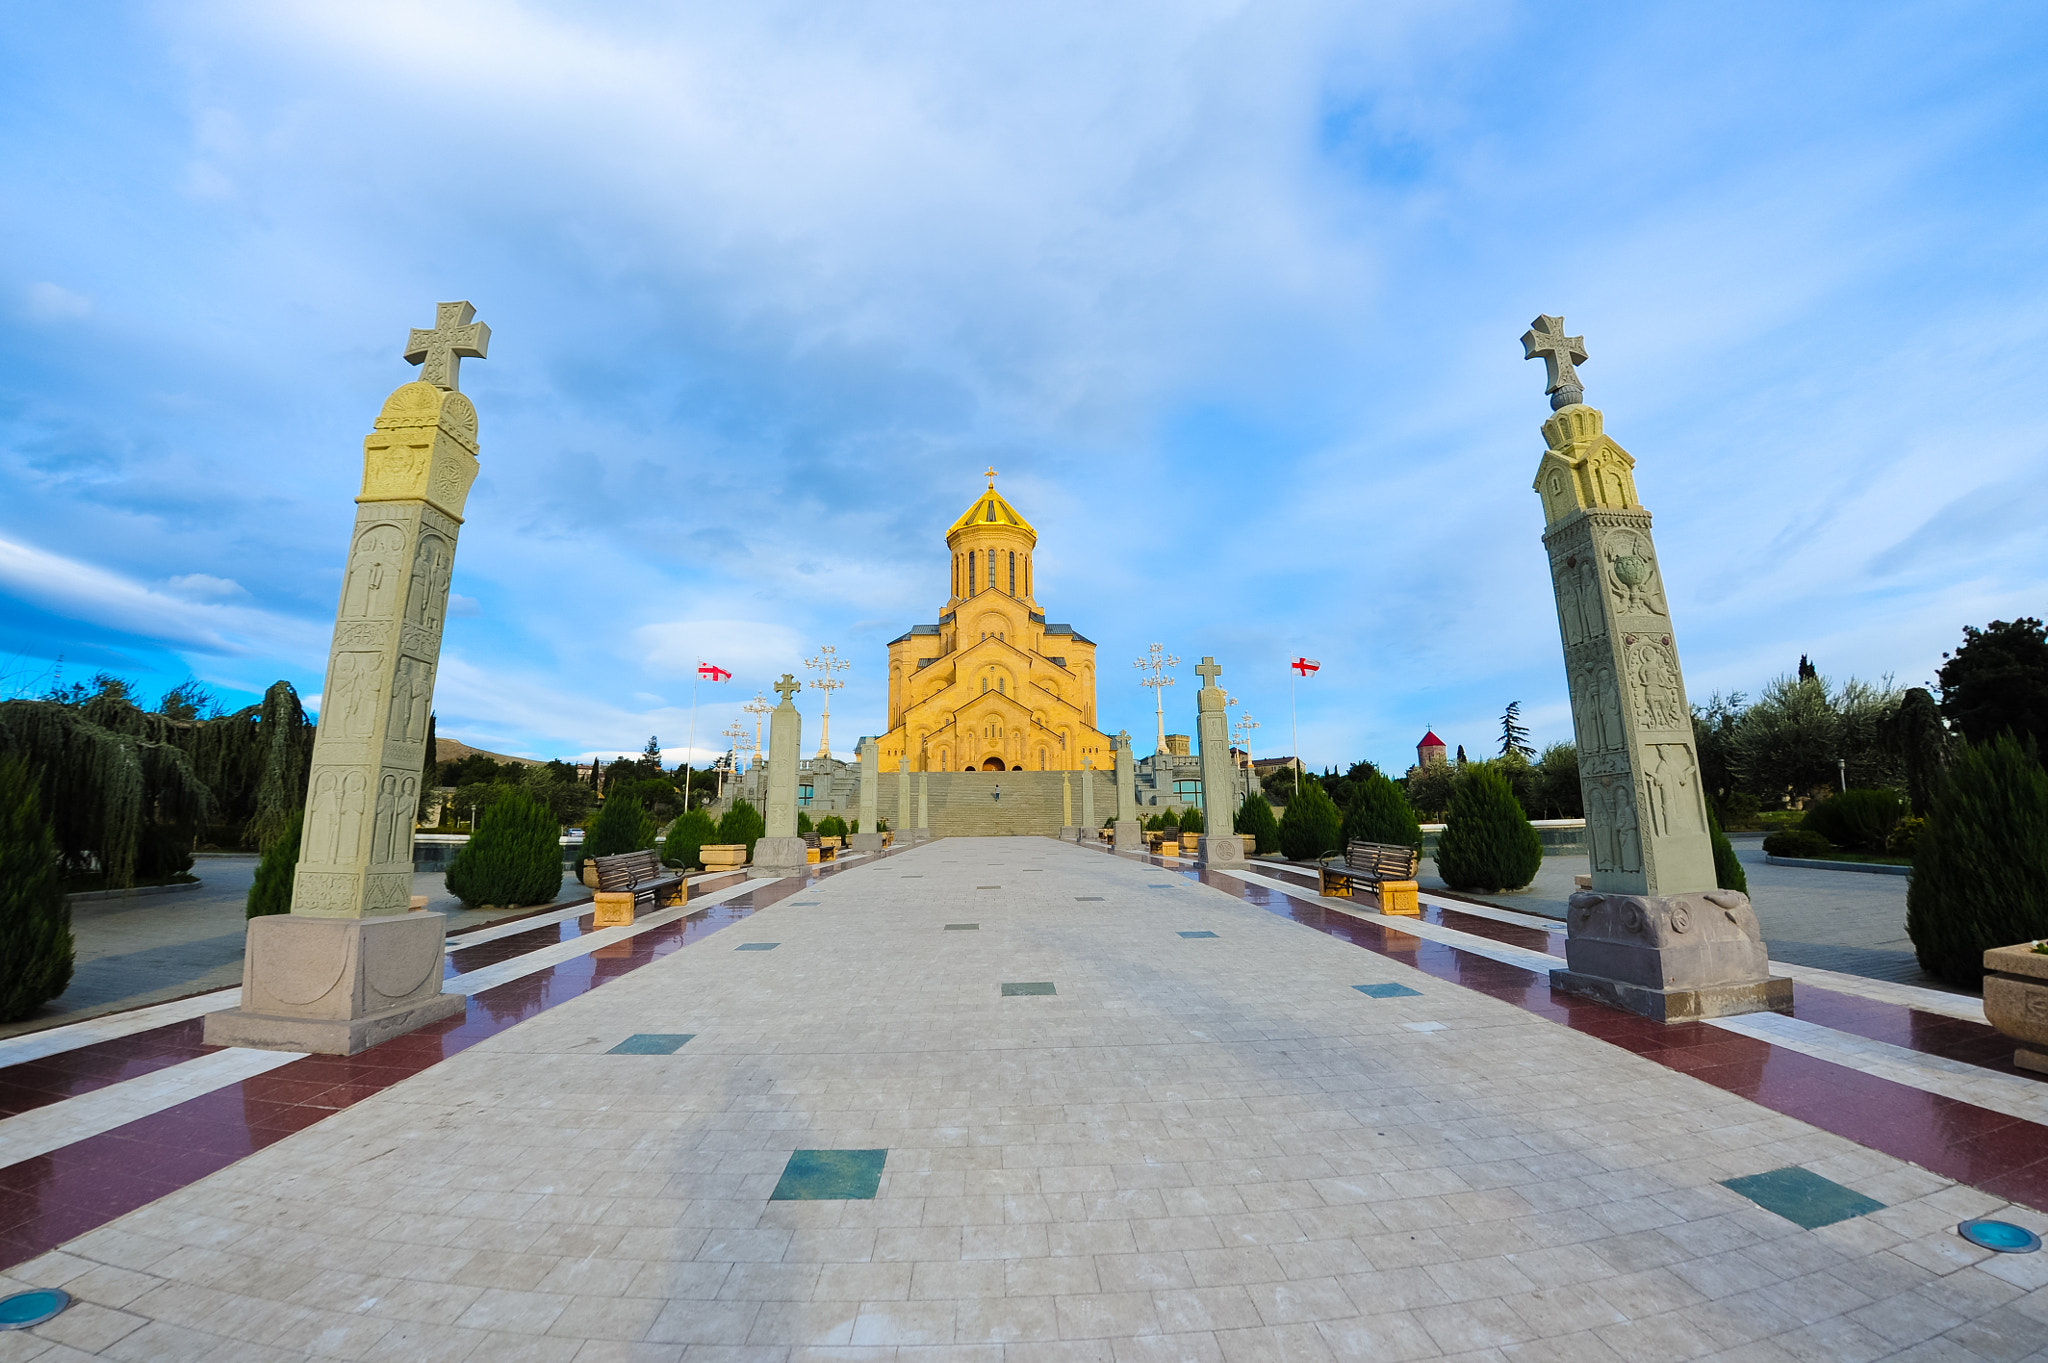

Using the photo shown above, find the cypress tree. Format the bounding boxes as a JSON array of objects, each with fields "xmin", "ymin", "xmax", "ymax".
[
  {"xmin": 1907, "ymin": 736, "xmax": 2048, "ymax": 987},
  {"xmin": 446, "ymin": 788, "xmax": 564, "ymax": 909},
  {"xmin": 1435, "ymin": 766, "xmax": 1543, "ymax": 891},
  {"xmin": 1342, "ymin": 768, "xmax": 1423, "ymax": 850},
  {"xmin": 1235, "ymin": 792, "xmax": 1280, "ymax": 854},
  {"xmin": 1708, "ymin": 806, "xmax": 1748, "ymax": 895},
  {"xmin": 585, "ymin": 795, "xmax": 655, "ymax": 858},
  {"xmin": 797, "ymin": 810, "xmax": 815, "ymax": 836},
  {"xmin": 663, "ymin": 808, "xmax": 716, "ymax": 869},
  {"xmin": 717, "ymin": 798, "xmax": 766, "ymax": 861},
  {"xmin": 1278, "ymin": 779, "xmax": 1343, "ymax": 861},
  {"xmin": 1178, "ymin": 805, "xmax": 1204, "ymax": 835},
  {"xmin": 246, "ymin": 810, "xmax": 303, "ymax": 918},
  {"xmin": 0, "ymin": 755, "xmax": 74, "ymax": 1022}
]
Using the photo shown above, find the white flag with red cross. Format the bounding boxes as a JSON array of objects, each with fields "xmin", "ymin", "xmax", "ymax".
[
  {"xmin": 698, "ymin": 662, "xmax": 732, "ymax": 682},
  {"xmin": 1291, "ymin": 657, "xmax": 1320, "ymax": 676}
]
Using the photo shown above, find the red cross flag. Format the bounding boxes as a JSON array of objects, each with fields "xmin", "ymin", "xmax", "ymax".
[
  {"xmin": 698, "ymin": 663, "xmax": 732, "ymax": 682},
  {"xmin": 1291, "ymin": 658, "xmax": 1320, "ymax": 676}
]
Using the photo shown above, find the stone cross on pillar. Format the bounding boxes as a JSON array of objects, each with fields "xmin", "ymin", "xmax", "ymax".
[
  {"xmin": 852, "ymin": 739, "xmax": 883, "ymax": 852},
  {"xmin": 1521, "ymin": 314, "xmax": 1587, "ymax": 411},
  {"xmin": 206, "ymin": 302, "xmax": 487, "ymax": 1055},
  {"xmin": 1080, "ymin": 757, "xmax": 1094, "ymax": 833},
  {"xmin": 1526, "ymin": 316, "xmax": 1788, "ymax": 1022},
  {"xmin": 404, "ymin": 302, "xmax": 491, "ymax": 393},
  {"xmin": 898, "ymin": 756, "xmax": 913, "ymax": 841},
  {"xmin": 1193, "ymin": 657, "xmax": 1244, "ymax": 865},
  {"xmin": 751, "ymin": 674, "xmax": 807, "ymax": 877},
  {"xmin": 1113, "ymin": 731, "xmax": 1139, "ymax": 851}
]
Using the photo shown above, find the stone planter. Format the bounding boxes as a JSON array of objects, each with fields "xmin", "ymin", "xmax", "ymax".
[
  {"xmin": 1983, "ymin": 943, "xmax": 2048, "ymax": 1075},
  {"xmin": 701, "ymin": 844, "xmax": 747, "ymax": 870}
]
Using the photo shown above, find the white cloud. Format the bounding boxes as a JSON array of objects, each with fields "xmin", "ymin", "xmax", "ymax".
[
  {"xmin": 446, "ymin": 593, "xmax": 481, "ymax": 618},
  {"xmin": 22, "ymin": 281, "xmax": 91, "ymax": 321},
  {"xmin": 164, "ymin": 573, "xmax": 248, "ymax": 599}
]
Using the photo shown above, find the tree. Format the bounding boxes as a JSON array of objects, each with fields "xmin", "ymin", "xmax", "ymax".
[
  {"xmin": 1179, "ymin": 805, "xmax": 1205, "ymax": 835},
  {"xmin": 1498, "ymin": 702, "xmax": 1533, "ymax": 760},
  {"xmin": 716, "ymin": 798, "xmax": 766, "ymax": 861},
  {"xmin": 1884, "ymin": 687, "xmax": 1949, "ymax": 816},
  {"xmin": 1435, "ymin": 765, "xmax": 1543, "ymax": 892},
  {"xmin": 1236, "ymin": 792, "xmax": 1280, "ymax": 854},
  {"xmin": 247, "ymin": 811, "xmax": 303, "ymax": 917},
  {"xmin": 663, "ymin": 808, "xmax": 716, "ymax": 869},
  {"xmin": 446, "ymin": 789, "xmax": 564, "ymax": 909},
  {"xmin": 1938, "ymin": 618, "xmax": 2048, "ymax": 753},
  {"xmin": 585, "ymin": 795, "xmax": 656, "ymax": 858},
  {"xmin": 1906, "ymin": 735, "xmax": 2048, "ymax": 988},
  {"xmin": 643, "ymin": 735, "xmax": 664, "ymax": 768},
  {"xmin": 817, "ymin": 813, "xmax": 849, "ymax": 839},
  {"xmin": 158, "ymin": 679, "xmax": 223, "ymax": 722},
  {"xmin": 1532, "ymin": 742, "xmax": 1583, "ymax": 819},
  {"xmin": 797, "ymin": 810, "xmax": 815, "ymax": 836},
  {"xmin": 0, "ymin": 755, "xmax": 73, "ymax": 1021},
  {"xmin": 1403, "ymin": 761, "xmax": 1457, "ymax": 820},
  {"xmin": 1342, "ymin": 768, "xmax": 1422, "ymax": 849},
  {"xmin": 1798, "ymin": 655, "xmax": 1818, "ymax": 682},
  {"xmin": 1277, "ymin": 778, "xmax": 1343, "ymax": 860},
  {"xmin": 1455, "ymin": 745, "xmax": 1467, "ymax": 765},
  {"xmin": 1729, "ymin": 672, "xmax": 1900, "ymax": 803},
  {"xmin": 1691, "ymin": 692, "xmax": 1745, "ymax": 816}
]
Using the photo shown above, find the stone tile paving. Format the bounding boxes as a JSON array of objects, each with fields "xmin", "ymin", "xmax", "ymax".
[{"xmin": 3, "ymin": 839, "xmax": 2045, "ymax": 1359}]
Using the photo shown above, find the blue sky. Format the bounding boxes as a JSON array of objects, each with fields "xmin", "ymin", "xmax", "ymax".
[{"xmin": 3, "ymin": 1, "xmax": 2045, "ymax": 773}]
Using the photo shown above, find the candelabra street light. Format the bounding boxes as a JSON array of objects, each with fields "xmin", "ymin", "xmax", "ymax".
[
  {"xmin": 743, "ymin": 692, "xmax": 771, "ymax": 770},
  {"xmin": 1133, "ymin": 644, "xmax": 1178, "ymax": 756},
  {"xmin": 805, "ymin": 645, "xmax": 851, "ymax": 761}
]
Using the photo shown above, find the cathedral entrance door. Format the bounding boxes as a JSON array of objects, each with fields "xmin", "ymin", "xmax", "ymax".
[{"xmin": 980, "ymin": 757, "xmax": 1005, "ymax": 771}]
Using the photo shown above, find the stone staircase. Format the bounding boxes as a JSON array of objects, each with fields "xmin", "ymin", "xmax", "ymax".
[{"xmin": 878, "ymin": 771, "xmax": 1114, "ymax": 837}]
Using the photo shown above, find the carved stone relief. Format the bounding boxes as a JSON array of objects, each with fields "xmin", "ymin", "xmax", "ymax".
[
  {"xmin": 340, "ymin": 525, "xmax": 407, "ymax": 620},
  {"xmin": 1625, "ymin": 635, "xmax": 1686, "ymax": 731},
  {"xmin": 303, "ymin": 769, "xmax": 368, "ymax": 867},
  {"xmin": 1586, "ymin": 778, "xmax": 1644, "ymax": 876},
  {"xmin": 322, "ymin": 651, "xmax": 384, "ymax": 742},
  {"xmin": 370, "ymin": 772, "xmax": 418, "ymax": 867},
  {"xmin": 1602, "ymin": 528, "xmax": 1668, "ymax": 617},
  {"xmin": 387, "ymin": 656, "xmax": 433, "ymax": 746},
  {"xmin": 286, "ymin": 870, "xmax": 357, "ymax": 917},
  {"xmin": 1646, "ymin": 743, "xmax": 1706, "ymax": 839}
]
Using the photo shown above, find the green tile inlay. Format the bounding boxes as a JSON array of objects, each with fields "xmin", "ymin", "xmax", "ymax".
[
  {"xmin": 607, "ymin": 1033, "xmax": 695, "ymax": 1054},
  {"xmin": 736, "ymin": 942, "xmax": 779, "ymax": 951},
  {"xmin": 1148, "ymin": 884, "xmax": 1173, "ymax": 888},
  {"xmin": 790, "ymin": 900, "xmax": 819, "ymax": 906},
  {"xmin": 1002, "ymin": 981, "xmax": 1056, "ymax": 996},
  {"xmin": 1355, "ymin": 983, "xmax": 1422, "ymax": 999},
  {"xmin": 977, "ymin": 885, "xmax": 1001, "ymax": 889},
  {"xmin": 1075, "ymin": 896, "xmax": 1104, "ymax": 902},
  {"xmin": 770, "ymin": 1149, "xmax": 887, "ymax": 1201},
  {"xmin": 1178, "ymin": 930, "xmax": 1218, "ymax": 939},
  {"xmin": 1720, "ymin": 1166, "xmax": 1885, "ymax": 1229},
  {"xmin": 945, "ymin": 924, "xmax": 979, "ymax": 931}
]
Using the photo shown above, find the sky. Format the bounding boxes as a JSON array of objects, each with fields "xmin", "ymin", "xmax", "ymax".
[{"xmin": 2, "ymin": 1, "xmax": 2045, "ymax": 774}]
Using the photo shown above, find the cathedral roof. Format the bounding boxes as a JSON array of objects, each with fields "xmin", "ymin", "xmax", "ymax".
[
  {"xmin": 947, "ymin": 485, "xmax": 1036, "ymax": 538},
  {"xmin": 1419, "ymin": 730, "xmax": 1446, "ymax": 749}
]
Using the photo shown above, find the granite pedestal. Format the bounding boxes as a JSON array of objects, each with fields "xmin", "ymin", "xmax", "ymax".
[{"xmin": 203, "ymin": 912, "xmax": 465, "ymax": 1055}]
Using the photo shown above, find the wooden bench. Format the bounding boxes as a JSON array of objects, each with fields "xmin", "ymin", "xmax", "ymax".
[
  {"xmin": 1319, "ymin": 840, "xmax": 1421, "ymax": 915},
  {"xmin": 592, "ymin": 849, "xmax": 687, "ymax": 926}
]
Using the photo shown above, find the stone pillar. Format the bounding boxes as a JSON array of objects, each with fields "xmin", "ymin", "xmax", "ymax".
[
  {"xmin": 1080, "ymin": 757, "xmax": 1095, "ymax": 836},
  {"xmin": 1060, "ymin": 773, "xmax": 1076, "ymax": 841},
  {"xmin": 917, "ymin": 772, "xmax": 929, "ymax": 840},
  {"xmin": 897, "ymin": 757, "xmax": 913, "ymax": 840},
  {"xmin": 1523, "ymin": 315, "xmax": 1788, "ymax": 1022},
  {"xmin": 851, "ymin": 738, "xmax": 883, "ymax": 852},
  {"xmin": 206, "ymin": 302, "xmax": 489, "ymax": 1055},
  {"xmin": 752, "ymin": 675, "xmax": 808, "ymax": 877},
  {"xmin": 1192, "ymin": 658, "xmax": 1245, "ymax": 866},
  {"xmin": 1113, "ymin": 730, "xmax": 1140, "ymax": 851}
]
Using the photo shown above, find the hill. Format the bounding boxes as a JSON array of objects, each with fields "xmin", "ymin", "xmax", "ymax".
[{"xmin": 434, "ymin": 736, "xmax": 546, "ymax": 769}]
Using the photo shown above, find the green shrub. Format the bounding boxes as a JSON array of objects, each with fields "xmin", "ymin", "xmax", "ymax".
[
  {"xmin": 1178, "ymin": 806, "xmax": 1204, "ymax": 835},
  {"xmin": 797, "ymin": 810, "xmax": 815, "ymax": 836},
  {"xmin": 1763, "ymin": 829, "xmax": 1833, "ymax": 858},
  {"xmin": 1907, "ymin": 736, "xmax": 2048, "ymax": 987},
  {"xmin": 246, "ymin": 810, "xmax": 302, "ymax": 918},
  {"xmin": 1803, "ymin": 788, "xmax": 1908, "ymax": 852},
  {"xmin": 585, "ymin": 796, "xmax": 656, "ymax": 858},
  {"xmin": 1342, "ymin": 769, "xmax": 1422, "ymax": 850},
  {"xmin": 663, "ymin": 808, "xmax": 716, "ymax": 869},
  {"xmin": 1236, "ymin": 793, "xmax": 1280, "ymax": 854},
  {"xmin": 1434, "ymin": 766, "xmax": 1543, "ymax": 892},
  {"xmin": 0, "ymin": 755, "xmax": 74, "ymax": 1022},
  {"xmin": 1708, "ymin": 808, "xmax": 1747, "ymax": 895},
  {"xmin": 1278, "ymin": 780, "xmax": 1343, "ymax": 861},
  {"xmin": 717, "ymin": 799, "xmax": 766, "ymax": 861},
  {"xmin": 1159, "ymin": 808, "xmax": 1181, "ymax": 830},
  {"xmin": 446, "ymin": 789, "xmax": 564, "ymax": 909},
  {"xmin": 1886, "ymin": 816, "xmax": 1925, "ymax": 857},
  {"xmin": 816, "ymin": 814, "xmax": 849, "ymax": 839}
]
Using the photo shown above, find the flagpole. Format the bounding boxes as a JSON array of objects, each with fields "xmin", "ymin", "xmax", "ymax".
[
  {"xmin": 1290, "ymin": 668, "xmax": 1299, "ymax": 799},
  {"xmin": 686, "ymin": 665, "xmax": 699, "ymax": 807}
]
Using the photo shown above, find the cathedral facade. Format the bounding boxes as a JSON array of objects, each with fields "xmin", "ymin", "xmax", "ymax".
[{"xmin": 875, "ymin": 475, "xmax": 1113, "ymax": 773}]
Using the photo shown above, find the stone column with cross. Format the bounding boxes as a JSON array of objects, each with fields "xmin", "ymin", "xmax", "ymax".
[
  {"xmin": 1192, "ymin": 658, "xmax": 1246, "ymax": 865},
  {"xmin": 206, "ymin": 302, "xmax": 489, "ymax": 1054},
  {"xmin": 751, "ymin": 675, "xmax": 809, "ymax": 877},
  {"xmin": 1113, "ymin": 731, "xmax": 1140, "ymax": 850},
  {"xmin": 851, "ymin": 738, "xmax": 884, "ymax": 852},
  {"xmin": 897, "ymin": 756, "xmax": 914, "ymax": 842},
  {"xmin": 1080, "ymin": 756, "xmax": 1095, "ymax": 835},
  {"xmin": 1523, "ymin": 315, "xmax": 1788, "ymax": 1021}
]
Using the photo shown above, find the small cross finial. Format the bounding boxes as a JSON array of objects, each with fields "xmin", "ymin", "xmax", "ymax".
[
  {"xmin": 1521, "ymin": 314, "xmax": 1586, "ymax": 410},
  {"xmin": 1195, "ymin": 656, "xmax": 1222, "ymax": 688},
  {"xmin": 404, "ymin": 301, "xmax": 491, "ymax": 392},
  {"xmin": 985, "ymin": 465, "xmax": 998, "ymax": 489},
  {"xmin": 774, "ymin": 673, "xmax": 799, "ymax": 703}
]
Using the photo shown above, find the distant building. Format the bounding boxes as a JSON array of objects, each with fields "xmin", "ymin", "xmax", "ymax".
[{"xmin": 1417, "ymin": 730, "xmax": 1448, "ymax": 767}]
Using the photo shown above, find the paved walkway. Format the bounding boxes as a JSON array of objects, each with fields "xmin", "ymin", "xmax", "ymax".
[
  {"xmin": 3, "ymin": 839, "xmax": 2043, "ymax": 1360},
  {"xmin": 4, "ymin": 857, "xmax": 584, "ymax": 1041}
]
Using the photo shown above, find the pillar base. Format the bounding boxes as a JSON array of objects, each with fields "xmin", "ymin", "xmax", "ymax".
[
  {"xmin": 749, "ymin": 836, "xmax": 810, "ymax": 878},
  {"xmin": 1112, "ymin": 820, "xmax": 1141, "ymax": 852},
  {"xmin": 849, "ymin": 833, "xmax": 884, "ymax": 852},
  {"xmin": 1553, "ymin": 889, "xmax": 1793, "ymax": 1022},
  {"xmin": 202, "ymin": 911, "xmax": 465, "ymax": 1056},
  {"xmin": 1060, "ymin": 826, "xmax": 1081, "ymax": 842},
  {"xmin": 1198, "ymin": 834, "xmax": 1245, "ymax": 866}
]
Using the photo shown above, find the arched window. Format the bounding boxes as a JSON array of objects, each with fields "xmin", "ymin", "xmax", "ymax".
[
  {"xmin": 1008, "ymin": 551, "xmax": 1016, "ymax": 595},
  {"xmin": 1039, "ymin": 747, "xmax": 1047, "ymax": 770},
  {"xmin": 968, "ymin": 554, "xmax": 976, "ymax": 595},
  {"xmin": 997, "ymin": 678, "xmax": 1005, "ymax": 694},
  {"xmin": 987, "ymin": 549, "xmax": 996, "ymax": 592},
  {"xmin": 981, "ymin": 677, "xmax": 988, "ymax": 693}
]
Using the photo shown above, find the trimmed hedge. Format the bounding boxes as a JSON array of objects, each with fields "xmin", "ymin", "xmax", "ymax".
[
  {"xmin": 663, "ymin": 809, "xmax": 716, "ymax": 869},
  {"xmin": 1907, "ymin": 736, "xmax": 2048, "ymax": 988},
  {"xmin": 0, "ymin": 755, "xmax": 73, "ymax": 1022},
  {"xmin": 246, "ymin": 810, "xmax": 303, "ymax": 918},
  {"xmin": 1762, "ymin": 829, "xmax": 1832, "ymax": 858},
  {"xmin": 1435, "ymin": 766, "xmax": 1542, "ymax": 892},
  {"xmin": 1803, "ymin": 788, "xmax": 1908, "ymax": 852},
  {"xmin": 1278, "ymin": 780, "xmax": 1343, "ymax": 861},
  {"xmin": 1236, "ymin": 793, "xmax": 1280, "ymax": 855},
  {"xmin": 446, "ymin": 788, "xmax": 564, "ymax": 909},
  {"xmin": 1342, "ymin": 769, "xmax": 1422, "ymax": 850}
]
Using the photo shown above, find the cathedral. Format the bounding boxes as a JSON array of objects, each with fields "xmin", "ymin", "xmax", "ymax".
[{"xmin": 875, "ymin": 473, "xmax": 1114, "ymax": 773}]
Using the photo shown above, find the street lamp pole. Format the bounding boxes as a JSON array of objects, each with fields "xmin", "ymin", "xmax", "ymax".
[{"xmin": 1133, "ymin": 644, "xmax": 1178, "ymax": 755}]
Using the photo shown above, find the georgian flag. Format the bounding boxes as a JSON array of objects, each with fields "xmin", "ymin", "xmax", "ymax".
[
  {"xmin": 698, "ymin": 662, "xmax": 732, "ymax": 682},
  {"xmin": 1291, "ymin": 658, "xmax": 1320, "ymax": 676}
]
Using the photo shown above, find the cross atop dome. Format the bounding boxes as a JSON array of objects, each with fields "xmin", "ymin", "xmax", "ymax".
[{"xmin": 986, "ymin": 465, "xmax": 998, "ymax": 489}]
